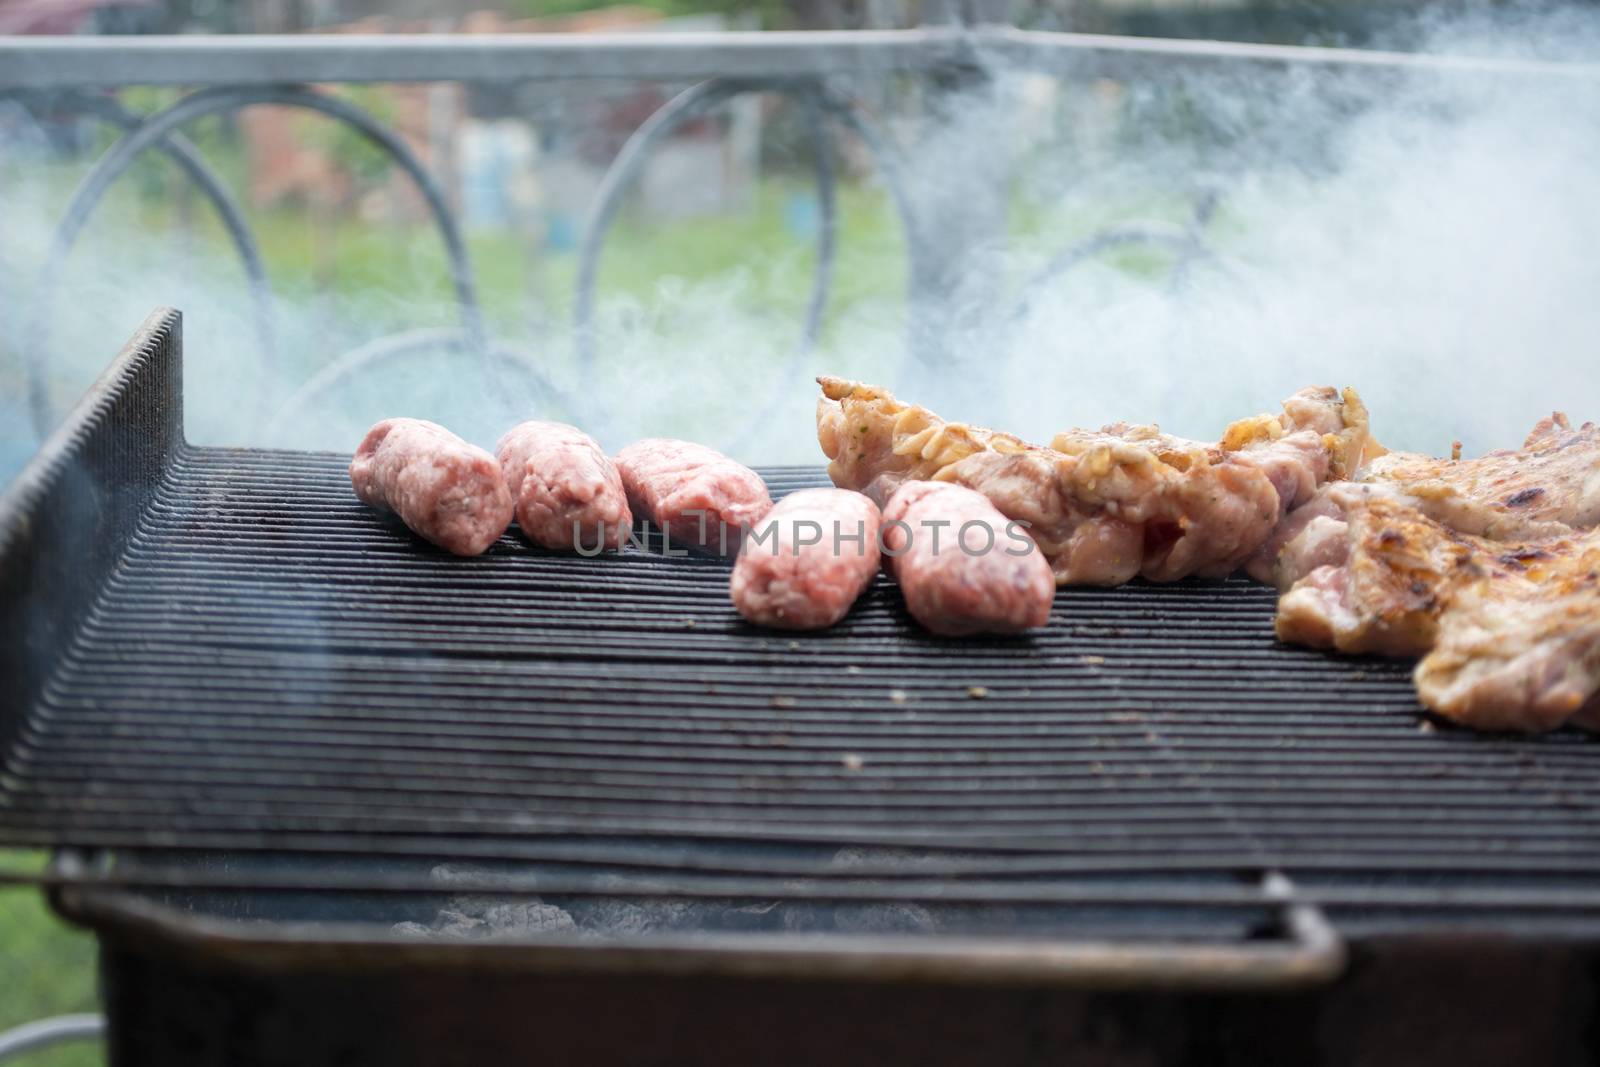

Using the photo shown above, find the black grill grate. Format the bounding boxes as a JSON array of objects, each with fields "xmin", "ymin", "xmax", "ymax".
[
  {"xmin": 4, "ymin": 310, "xmax": 1600, "ymax": 956},
  {"xmin": 6, "ymin": 446, "xmax": 1600, "ymax": 927}
]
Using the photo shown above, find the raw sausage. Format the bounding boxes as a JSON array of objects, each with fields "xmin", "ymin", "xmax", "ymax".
[
  {"xmin": 881, "ymin": 481, "xmax": 1054, "ymax": 635},
  {"xmin": 350, "ymin": 419, "xmax": 512, "ymax": 556},
  {"xmin": 615, "ymin": 438, "xmax": 772, "ymax": 555},
  {"xmin": 730, "ymin": 488, "xmax": 881, "ymax": 629},
  {"xmin": 497, "ymin": 421, "xmax": 630, "ymax": 551}
]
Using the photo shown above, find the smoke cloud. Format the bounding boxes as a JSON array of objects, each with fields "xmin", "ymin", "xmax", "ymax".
[{"xmin": 3, "ymin": 4, "xmax": 1600, "ymax": 486}]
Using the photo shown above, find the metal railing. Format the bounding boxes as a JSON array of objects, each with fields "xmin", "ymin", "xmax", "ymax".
[
  {"xmin": 0, "ymin": 1015, "xmax": 104, "ymax": 1063},
  {"xmin": 3, "ymin": 23, "xmax": 1597, "ymax": 447}
]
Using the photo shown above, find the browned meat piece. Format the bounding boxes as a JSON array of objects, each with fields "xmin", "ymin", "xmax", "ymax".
[
  {"xmin": 729, "ymin": 488, "xmax": 881, "ymax": 630},
  {"xmin": 880, "ymin": 481, "xmax": 1054, "ymax": 636},
  {"xmin": 1275, "ymin": 492, "xmax": 1467, "ymax": 657},
  {"xmin": 497, "ymin": 421, "xmax": 631, "ymax": 552},
  {"xmin": 1359, "ymin": 413, "xmax": 1600, "ymax": 537},
  {"xmin": 615, "ymin": 438, "xmax": 772, "ymax": 556},
  {"xmin": 1254, "ymin": 413, "xmax": 1600, "ymax": 589},
  {"xmin": 1419, "ymin": 566, "xmax": 1600, "ymax": 733},
  {"xmin": 817, "ymin": 377, "xmax": 1367, "ymax": 586},
  {"xmin": 1275, "ymin": 493, "xmax": 1600, "ymax": 732},
  {"xmin": 350, "ymin": 418, "xmax": 513, "ymax": 557}
]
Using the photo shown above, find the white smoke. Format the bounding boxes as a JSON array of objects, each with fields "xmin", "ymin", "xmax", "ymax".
[
  {"xmin": 3, "ymin": 6, "xmax": 1600, "ymax": 482},
  {"xmin": 847, "ymin": 9, "xmax": 1600, "ymax": 457}
]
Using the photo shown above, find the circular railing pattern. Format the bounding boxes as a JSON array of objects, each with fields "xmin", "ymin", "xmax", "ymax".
[
  {"xmin": 573, "ymin": 77, "xmax": 840, "ymax": 447},
  {"xmin": 267, "ymin": 326, "xmax": 570, "ymax": 439},
  {"xmin": 10, "ymin": 69, "xmax": 1218, "ymax": 453},
  {"xmin": 3, "ymin": 90, "xmax": 277, "ymax": 381},
  {"xmin": 20, "ymin": 84, "xmax": 483, "ymax": 437},
  {"xmin": 262, "ymin": 75, "xmax": 922, "ymax": 451},
  {"xmin": 1011, "ymin": 188, "xmax": 1221, "ymax": 323}
]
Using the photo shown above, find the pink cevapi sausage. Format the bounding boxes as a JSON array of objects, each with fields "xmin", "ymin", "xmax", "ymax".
[
  {"xmin": 350, "ymin": 418, "xmax": 513, "ymax": 557},
  {"xmin": 614, "ymin": 438, "xmax": 772, "ymax": 556},
  {"xmin": 730, "ymin": 488, "xmax": 881, "ymax": 630},
  {"xmin": 497, "ymin": 421, "xmax": 631, "ymax": 551},
  {"xmin": 881, "ymin": 481, "xmax": 1054, "ymax": 636}
]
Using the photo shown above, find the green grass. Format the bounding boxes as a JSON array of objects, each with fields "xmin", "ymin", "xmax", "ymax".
[
  {"xmin": 243, "ymin": 177, "xmax": 909, "ymax": 336},
  {"xmin": 1, "ymin": 157, "xmax": 916, "ymax": 411},
  {"xmin": 0, "ymin": 854, "xmax": 102, "ymax": 1067}
]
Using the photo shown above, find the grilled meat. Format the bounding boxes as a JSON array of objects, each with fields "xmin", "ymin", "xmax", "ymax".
[
  {"xmin": 615, "ymin": 438, "xmax": 772, "ymax": 556},
  {"xmin": 1245, "ymin": 486, "xmax": 1352, "ymax": 588},
  {"xmin": 350, "ymin": 419, "xmax": 513, "ymax": 557},
  {"xmin": 1364, "ymin": 414, "xmax": 1600, "ymax": 537},
  {"xmin": 817, "ymin": 377, "xmax": 1368, "ymax": 585},
  {"xmin": 1418, "ymin": 556, "xmax": 1600, "ymax": 733},
  {"xmin": 1276, "ymin": 492, "xmax": 1600, "ymax": 732},
  {"xmin": 497, "ymin": 421, "xmax": 630, "ymax": 552},
  {"xmin": 1254, "ymin": 414, "xmax": 1600, "ymax": 589},
  {"xmin": 730, "ymin": 488, "xmax": 881, "ymax": 630},
  {"xmin": 1276, "ymin": 491, "xmax": 1474, "ymax": 658},
  {"xmin": 880, "ymin": 481, "xmax": 1054, "ymax": 636}
]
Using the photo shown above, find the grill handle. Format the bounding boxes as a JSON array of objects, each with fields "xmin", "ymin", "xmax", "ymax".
[{"xmin": 52, "ymin": 872, "xmax": 1345, "ymax": 992}]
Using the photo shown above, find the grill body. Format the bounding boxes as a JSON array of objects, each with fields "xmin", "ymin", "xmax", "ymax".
[
  {"xmin": 87, "ymin": 934, "xmax": 1596, "ymax": 1067},
  {"xmin": 5, "ymin": 309, "xmax": 1600, "ymax": 1064}
]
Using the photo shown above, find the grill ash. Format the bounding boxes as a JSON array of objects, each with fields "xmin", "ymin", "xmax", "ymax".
[{"xmin": 398, "ymin": 857, "xmax": 944, "ymax": 941}]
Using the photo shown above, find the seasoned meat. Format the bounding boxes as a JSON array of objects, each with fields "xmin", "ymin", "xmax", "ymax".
[
  {"xmin": 350, "ymin": 419, "xmax": 513, "ymax": 557},
  {"xmin": 1275, "ymin": 493, "xmax": 1600, "ymax": 732},
  {"xmin": 1243, "ymin": 485, "xmax": 1351, "ymax": 586},
  {"xmin": 1418, "ymin": 559, "xmax": 1600, "ymax": 733},
  {"xmin": 880, "ymin": 481, "xmax": 1054, "ymax": 636},
  {"xmin": 817, "ymin": 377, "xmax": 1367, "ymax": 585},
  {"xmin": 1275, "ymin": 492, "xmax": 1463, "ymax": 657},
  {"xmin": 615, "ymin": 438, "xmax": 772, "ymax": 556},
  {"xmin": 497, "ymin": 421, "xmax": 630, "ymax": 552},
  {"xmin": 1363, "ymin": 413, "xmax": 1600, "ymax": 537},
  {"xmin": 730, "ymin": 488, "xmax": 881, "ymax": 630},
  {"xmin": 1255, "ymin": 413, "xmax": 1600, "ymax": 589}
]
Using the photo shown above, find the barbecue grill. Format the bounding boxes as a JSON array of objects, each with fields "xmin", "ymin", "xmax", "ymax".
[{"xmin": 4, "ymin": 308, "xmax": 1600, "ymax": 1065}]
